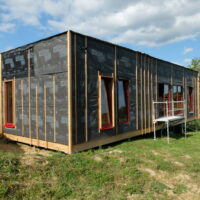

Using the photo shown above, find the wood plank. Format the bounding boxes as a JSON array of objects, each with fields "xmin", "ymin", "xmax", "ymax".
[
  {"xmin": 3, "ymin": 133, "xmax": 70, "ymax": 154},
  {"xmin": 140, "ymin": 54, "xmax": 143, "ymax": 132},
  {"xmin": 67, "ymin": 31, "xmax": 73, "ymax": 154},
  {"xmin": 21, "ymin": 80, "xmax": 24, "ymax": 136},
  {"xmin": 44, "ymin": 85, "xmax": 47, "ymax": 148},
  {"xmin": 0, "ymin": 54, "xmax": 2, "ymax": 135},
  {"xmin": 144, "ymin": 55, "xmax": 146, "ymax": 133},
  {"xmin": 112, "ymin": 73, "xmax": 115, "ymax": 127},
  {"xmin": 53, "ymin": 75, "xmax": 56, "ymax": 143},
  {"xmin": 114, "ymin": 46, "xmax": 117, "ymax": 134},
  {"xmin": 35, "ymin": 86, "xmax": 39, "ymax": 146},
  {"xmin": 98, "ymin": 71, "xmax": 101, "ymax": 132},
  {"xmin": 28, "ymin": 49, "xmax": 31, "ymax": 145},
  {"xmin": 74, "ymin": 33, "xmax": 78, "ymax": 144},
  {"xmin": 150, "ymin": 58, "xmax": 153, "ymax": 126},
  {"xmin": 136, "ymin": 52, "xmax": 138, "ymax": 130},
  {"xmin": 13, "ymin": 78, "xmax": 16, "ymax": 127},
  {"xmin": 84, "ymin": 36, "xmax": 88, "ymax": 142}
]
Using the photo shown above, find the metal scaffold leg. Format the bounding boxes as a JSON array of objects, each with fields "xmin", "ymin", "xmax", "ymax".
[
  {"xmin": 166, "ymin": 122, "xmax": 169, "ymax": 144},
  {"xmin": 153, "ymin": 122, "xmax": 156, "ymax": 140},
  {"xmin": 185, "ymin": 120, "xmax": 187, "ymax": 139}
]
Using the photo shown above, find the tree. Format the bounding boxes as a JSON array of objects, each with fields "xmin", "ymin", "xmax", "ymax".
[{"xmin": 188, "ymin": 57, "xmax": 200, "ymax": 73}]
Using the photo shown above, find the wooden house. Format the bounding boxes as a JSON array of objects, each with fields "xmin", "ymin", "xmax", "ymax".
[{"xmin": 0, "ymin": 30, "xmax": 199, "ymax": 154}]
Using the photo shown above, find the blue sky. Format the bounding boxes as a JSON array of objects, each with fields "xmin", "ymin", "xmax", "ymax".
[{"xmin": 0, "ymin": 0, "xmax": 200, "ymax": 67}]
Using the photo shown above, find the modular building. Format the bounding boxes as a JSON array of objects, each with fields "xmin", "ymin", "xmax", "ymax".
[{"xmin": 0, "ymin": 30, "xmax": 199, "ymax": 154}]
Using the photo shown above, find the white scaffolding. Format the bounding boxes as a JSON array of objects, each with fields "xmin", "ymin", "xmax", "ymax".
[{"xmin": 153, "ymin": 100, "xmax": 187, "ymax": 143}]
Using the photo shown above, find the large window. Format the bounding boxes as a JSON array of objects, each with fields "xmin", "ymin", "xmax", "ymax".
[
  {"xmin": 118, "ymin": 80, "xmax": 129, "ymax": 124},
  {"xmin": 173, "ymin": 85, "xmax": 183, "ymax": 114},
  {"xmin": 99, "ymin": 77, "xmax": 114, "ymax": 130},
  {"xmin": 158, "ymin": 83, "xmax": 171, "ymax": 116},
  {"xmin": 188, "ymin": 87, "xmax": 194, "ymax": 113},
  {"xmin": 4, "ymin": 80, "xmax": 15, "ymax": 128}
]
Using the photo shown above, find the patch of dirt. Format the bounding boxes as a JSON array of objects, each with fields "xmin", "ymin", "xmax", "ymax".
[
  {"xmin": 173, "ymin": 161, "xmax": 185, "ymax": 167},
  {"xmin": 0, "ymin": 138, "xmax": 51, "ymax": 166},
  {"xmin": 183, "ymin": 154, "xmax": 192, "ymax": 159},
  {"xmin": 93, "ymin": 156, "xmax": 103, "ymax": 162},
  {"xmin": 0, "ymin": 138, "xmax": 24, "ymax": 153},
  {"xmin": 109, "ymin": 149, "xmax": 123, "ymax": 154}
]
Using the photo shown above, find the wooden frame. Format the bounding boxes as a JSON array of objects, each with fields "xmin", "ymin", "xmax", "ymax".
[
  {"xmin": 1, "ymin": 30, "xmax": 199, "ymax": 154},
  {"xmin": 4, "ymin": 79, "xmax": 15, "ymax": 128},
  {"xmin": 67, "ymin": 31, "xmax": 73, "ymax": 154},
  {"xmin": 0, "ymin": 54, "xmax": 2, "ymax": 135},
  {"xmin": 98, "ymin": 73, "xmax": 115, "ymax": 131},
  {"xmin": 117, "ymin": 79, "xmax": 130, "ymax": 125}
]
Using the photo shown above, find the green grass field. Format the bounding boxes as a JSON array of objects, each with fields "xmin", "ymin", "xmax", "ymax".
[{"xmin": 1, "ymin": 123, "xmax": 200, "ymax": 200}]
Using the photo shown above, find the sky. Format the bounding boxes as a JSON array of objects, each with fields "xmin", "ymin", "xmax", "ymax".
[{"xmin": 0, "ymin": 0, "xmax": 200, "ymax": 67}]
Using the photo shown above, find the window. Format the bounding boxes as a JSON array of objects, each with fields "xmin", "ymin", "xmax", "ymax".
[
  {"xmin": 173, "ymin": 85, "xmax": 183, "ymax": 114},
  {"xmin": 4, "ymin": 80, "xmax": 15, "ymax": 128},
  {"xmin": 118, "ymin": 80, "xmax": 129, "ymax": 124},
  {"xmin": 99, "ymin": 76, "xmax": 114, "ymax": 130},
  {"xmin": 158, "ymin": 83, "xmax": 171, "ymax": 116},
  {"xmin": 188, "ymin": 87, "xmax": 194, "ymax": 113}
]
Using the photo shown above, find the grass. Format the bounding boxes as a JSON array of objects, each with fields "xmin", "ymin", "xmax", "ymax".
[{"xmin": 1, "ymin": 122, "xmax": 200, "ymax": 199}]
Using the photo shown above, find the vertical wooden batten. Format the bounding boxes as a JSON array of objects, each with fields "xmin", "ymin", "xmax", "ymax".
[
  {"xmin": 147, "ymin": 56, "xmax": 150, "ymax": 132},
  {"xmin": 53, "ymin": 75, "xmax": 56, "ymax": 143},
  {"xmin": 44, "ymin": 85, "xmax": 47, "ymax": 148},
  {"xmin": 35, "ymin": 86, "xmax": 39, "ymax": 146},
  {"xmin": 74, "ymin": 34, "xmax": 78, "ymax": 144},
  {"xmin": 21, "ymin": 80, "xmax": 24, "ymax": 136},
  {"xmin": 150, "ymin": 58, "xmax": 153, "ymax": 126},
  {"xmin": 144, "ymin": 55, "xmax": 146, "ymax": 133},
  {"xmin": 114, "ymin": 46, "xmax": 118, "ymax": 134},
  {"xmin": 13, "ymin": 77, "xmax": 16, "ymax": 127},
  {"xmin": 136, "ymin": 52, "xmax": 138, "ymax": 130},
  {"xmin": 67, "ymin": 31, "xmax": 73, "ymax": 154},
  {"xmin": 140, "ymin": 54, "xmax": 143, "ymax": 132},
  {"xmin": 28, "ymin": 49, "xmax": 32, "ymax": 145},
  {"xmin": 84, "ymin": 36, "xmax": 88, "ymax": 142},
  {"xmin": 0, "ymin": 54, "xmax": 2, "ymax": 135}
]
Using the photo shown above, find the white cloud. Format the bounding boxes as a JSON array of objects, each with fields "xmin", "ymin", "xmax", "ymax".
[
  {"xmin": 183, "ymin": 47, "xmax": 193, "ymax": 54},
  {"xmin": 184, "ymin": 58, "xmax": 192, "ymax": 63},
  {"xmin": 1, "ymin": 0, "xmax": 200, "ymax": 46}
]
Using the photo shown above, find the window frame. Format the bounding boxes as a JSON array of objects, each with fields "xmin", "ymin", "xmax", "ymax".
[
  {"xmin": 158, "ymin": 83, "xmax": 171, "ymax": 116},
  {"xmin": 188, "ymin": 87, "xmax": 194, "ymax": 113},
  {"xmin": 4, "ymin": 80, "xmax": 15, "ymax": 128},
  {"xmin": 98, "ymin": 74, "xmax": 115, "ymax": 131},
  {"xmin": 172, "ymin": 85, "xmax": 183, "ymax": 114},
  {"xmin": 117, "ymin": 79, "xmax": 130, "ymax": 125}
]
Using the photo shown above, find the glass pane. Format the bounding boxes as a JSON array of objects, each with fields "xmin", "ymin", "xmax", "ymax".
[
  {"xmin": 6, "ymin": 82, "xmax": 13, "ymax": 123},
  {"xmin": 164, "ymin": 85, "xmax": 169, "ymax": 100},
  {"xmin": 173, "ymin": 86, "xmax": 177, "ymax": 101},
  {"xmin": 118, "ymin": 80, "xmax": 128, "ymax": 122},
  {"xmin": 101, "ymin": 79, "xmax": 111, "ymax": 127}
]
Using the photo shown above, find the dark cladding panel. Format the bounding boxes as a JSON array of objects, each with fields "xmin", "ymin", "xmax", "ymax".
[
  {"xmin": 117, "ymin": 47, "xmax": 136, "ymax": 133},
  {"xmin": 2, "ymin": 50, "xmax": 28, "ymax": 79},
  {"xmin": 34, "ymin": 34, "xmax": 67, "ymax": 76},
  {"xmin": 173, "ymin": 64, "xmax": 183, "ymax": 85},
  {"xmin": 137, "ymin": 53, "xmax": 142, "ymax": 130},
  {"xmin": 87, "ymin": 38, "xmax": 115, "ymax": 141},
  {"xmin": 74, "ymin": 34, "xmax": 86, "ymax": 144},
  {"xmin": 117, "ymin": 47, "xmax": 136, "ymax": 78},
  {"xmin": 185, "ymin": 69, "xmax": 195, "ymax": 87},
  {"xmin": 157, "ymin": 60, "xmax": 171, "ymax": 84},
  {"xmin": 55, "ymin": 72, "xmax": 68, "ymax": 145}
]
